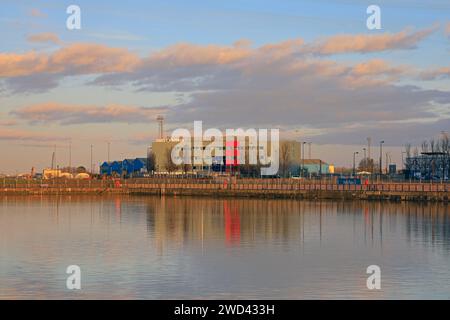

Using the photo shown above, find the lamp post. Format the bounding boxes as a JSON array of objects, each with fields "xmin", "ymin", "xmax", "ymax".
[
  {"xmin": 401, "ymin": 151, "xmax": 406, "ymax": 171},
  {"xmin": 90, "ymin": 144, "xmax": 93, "ymax": 174},
  {"xmin": 301, "ymin": 141, "xmax": 307, "ymax": 177},
  {"xmin": 363, "ymin": 148, "xmax": 367, "ymax": 171},
  {"xmin": 69, "ymin": 139, "xmax": 72, "ymax": 173},
  {"xmin": 353, "ymin": 151, "xmax": 359, "ymax": 177},
  {"xmin": 379, "ymin": 140, "xmax": 384, "ymax": 175}
]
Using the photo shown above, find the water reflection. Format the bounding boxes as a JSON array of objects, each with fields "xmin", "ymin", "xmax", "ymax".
[
  {"xmin": 140, "ymin": 196, "xmax": 450, "ymax": 254},
  {"xmin": 0, "ymin": 195, "xmax": 449, "ymax": 299}
]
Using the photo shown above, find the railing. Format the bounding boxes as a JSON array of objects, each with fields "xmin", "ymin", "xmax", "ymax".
[{"xmin": 1, "ymin": 177, "xmax": 449, "ymax": 193}]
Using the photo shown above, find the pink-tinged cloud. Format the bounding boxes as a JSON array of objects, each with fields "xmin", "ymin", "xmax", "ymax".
[
  {"xmin": 0, "ymin": 28, "xmax": 434, "ymax": 83},
  {"xmin": 351, "ymin": 59, "xmax": 406, "ymax": 76},
  {"xmin": 12, "ymin": 102, "xmax": 168, "ymax": 125},
  {"xmin": 0, "ymin": 128, "xmax": 66, "ymax": 142},
  {"xmin": 0, "ymin": 43, "xmax": 139, "ymax": 77},
  {"xmin": 304, "ymin": 27, "xmax": 435, "ymax": 55},
  {"xmin": 27, "ymin": 32, "xmax": 61, "ymax": 45},
  {"xmin": 446, "ymin": 22, "xmax": 450, "ymax": 37},
  {"xmin": 259, "ymin": 39, "xmax": 304, "ymax": 59},
  {"xmin": 29, "ymin": 8, "xmax": 46, "ymax": 18},
  {"xmin": 146, "ymin": 42, "xmax": 253, "ymax": 67},
  {"xmin": 272, "ymin": 59, "xmax": 348, "ymax": 80},
  {"xmin": 420, "ymin": 66, "xmax": 450, "ymax": 80},
  {"xmin": 50, "ymin": 43, "xmax": 140, "ymax": 73},
  {"xmin": 0, "ymin": 52, "xmax": 48, "ymax": 77},
  {"xmin": 0, "ymin": 120, "xmax": 18, "ymax": 126}
]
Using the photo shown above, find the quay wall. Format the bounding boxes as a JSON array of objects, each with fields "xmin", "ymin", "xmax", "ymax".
[{"xmin": 0, "ymin": 178, "xmax": 449, "ymax": 202}]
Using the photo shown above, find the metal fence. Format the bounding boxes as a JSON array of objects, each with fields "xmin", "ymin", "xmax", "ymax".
[{"xmin": 1, "ymin": 177, "xmax": 449, "ymax": 193}]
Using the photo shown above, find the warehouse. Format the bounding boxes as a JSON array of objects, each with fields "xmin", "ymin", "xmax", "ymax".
[{"xmin": 100, "ymin": 158, "xmax": 148, "ymax": 177}]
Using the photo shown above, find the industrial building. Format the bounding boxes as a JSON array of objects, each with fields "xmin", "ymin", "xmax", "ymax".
[
  {"xmin": 100, "ymin": 158, "xmax": 148, "ymax": 177},
  {"xmin": 405, "ymin": 152, "xmax": 449, "ymax": 180},
  {"xmin": 302, "ymin": 159, "xmax": 333, "ymax": 176},
  {"xmin": 151, "ymin": 137, "xmax": 301, "ymax": 177}
]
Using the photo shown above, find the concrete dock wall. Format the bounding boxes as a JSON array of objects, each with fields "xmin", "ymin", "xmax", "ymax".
[{"xmin": 1, "ymin": 178, "xmax": 449, "ymax": 202}]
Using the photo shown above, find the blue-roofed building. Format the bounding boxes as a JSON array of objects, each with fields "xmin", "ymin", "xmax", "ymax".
[
  {"xmin": 100, "ymin": 161, "xmax": 112, "ymax": 175},
  {"xmin": 100, "ymin": 158, "xmax": 147, "ymax": 177},
  {"xmin": 100, "ymin": 160, "xmax": 124, "ymax": 176}
]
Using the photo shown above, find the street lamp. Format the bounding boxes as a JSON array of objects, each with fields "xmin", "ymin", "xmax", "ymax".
[
  {"xmin": 363, "ymin": 148, "xmax": 367, "ymax": 171},
  {"xmin": 401, "ymin": 151, "xmax": 406, "ymax": 171},
  {"xmin": 353, "ymin": 151, "xmax": 359, "ymax": 177},
  {"xmin": 379, "ymin": 141, "xmax": 384, "ymax": 175},
  {"xmin": 301, "ymin": 141, "xmax": 307, "ymax": 177}
]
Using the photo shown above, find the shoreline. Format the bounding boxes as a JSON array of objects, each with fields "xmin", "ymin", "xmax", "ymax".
[{"xmin": 1, "ymin": 179, "xmax": 449, "ymax": 202}]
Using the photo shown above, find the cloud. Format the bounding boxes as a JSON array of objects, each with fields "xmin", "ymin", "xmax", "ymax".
[
  {"xmin": 167, "ymin": 83, "xmax": 450, "ymax": 129},
  {"xmin": 344, "ymin": 59, "xmax": 410, "ymax": 87},
  {"xmin": 419, "ymin": 66, "xmax": 450, "ymax": 80},
  {"xmin": 0, "ymin": 27, "xmax": 435, "ymax": 93},
  {"xmin": 3, "ymin": 29, "xmax": 449, "ymax": 146},
  {"xmin": 29, "ymin": 8, "xmax": 47, "ymax": 18},
  {"xmin": 258, "ymin": 38, "xmax": 304, "ymax": 59},
  {"xmin": 0, "ymin": 128, "xmax": 66, "ymax": 142},
  {"xmin": 446, "ymin": 22, "xmax": 450, "ymax": 36},
  {"xmin": 50, "ymin": 43, "xmax": 140, "ymax": 74},
  {"xmin": 309, "ymin": 118, "xmax": 450, "ymax": 146},
  {"xmin": 12, "ymin": 102, "xmax": 168, "ymax": 125},
  {"xmin": 0, "ymin": 51, "xmax": 48, "ymax": 78},
  {"xmin": 128, "ymin": 133, "xmax": 158, "ymax": 145},
  {"xmin": 0, "ymin": 43, "xmax": 139, "ymax": 78},
  {"xmin": 89, "ymin": 27, "xmax": 433, "ymax": 91},
  {"xmin": 351, "ymin": 59, "xmax": 407, "ymax": 77},
  {"xmin": 81, "ymin": 36, "xmax": 449, "ymax": 147},
  {"xmin": 304, "ymin": 27, "xmax": 435, "ymax": 55},
  {"xmin": 86, "ymin": 32, "xmax": 146, "ymax": 42},
  {"xmin": 0, "ymin": 43, "xmax": 140, "ymax": 93},
  {"xmin": 0, "ymin": 120, "xmax": 18, "ymax": 126},
  {"xmin": 3, "ymin": 73, "xmax": 61, "ymax": 94},
  {"xmin": 144, "ymin": 42, "xmax": 253, "ymax": 67},
  {"xmin": 27, "ymin": 32, "xmax": 61, "ymax": 45}
]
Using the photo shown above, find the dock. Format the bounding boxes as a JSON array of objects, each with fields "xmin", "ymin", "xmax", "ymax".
[{"xmin": 0, "ymin": 178, "xmax": 449, "ymax": 202}]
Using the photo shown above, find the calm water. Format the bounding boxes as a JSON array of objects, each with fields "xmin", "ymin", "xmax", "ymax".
[{"xmin": 0, "ymin": 195, "xmax": 449, "ymax": 299}]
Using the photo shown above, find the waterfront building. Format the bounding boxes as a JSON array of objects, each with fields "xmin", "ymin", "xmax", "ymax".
[
  {"xmin": 100, "ymin": 158, "xmax": 148, "ymax": 177},
  {"xmin": 302, "ymin": 159, "xmax": 330, "ymax": 175},
  {"xmin": 151, "ymin": 137, "xmax": 301, "ymax": 176},
  {"xmin": 405, "ymin": 152, "xmax": 449, "ymax": 180}
]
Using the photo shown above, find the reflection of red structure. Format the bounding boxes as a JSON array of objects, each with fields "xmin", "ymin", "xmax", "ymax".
[
  {"xmin": 224, "ymin": 201, "xmax": 240, "ymax": 245},
  {"xmin": 115, "ymin": 197, "xmax": 121, "ymax": 219},
  {"xmin": 364, "ymin": 206, "xmax": 369, "ymax": 225},
  {"xmin": 225, "ymin": 140, "xmax": 239, "ymax": 172}
]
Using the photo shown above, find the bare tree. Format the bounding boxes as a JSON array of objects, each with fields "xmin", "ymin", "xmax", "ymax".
[
  {"xmin": 421, "ymin": 140, "xmax": 429, "ymax": 153},
  {"xmin": 405, "ymin": 143, "xmax": 411, "ymax": 158},
  {"xmin": 279, "ymin": 143, "xmax": 291, "ymax": 177},
  {"xmin": 440, "ymin": 133, "xmax": 449, "ymax": 155},
  {"xmin": 358, "ymin": 158, "xmax": 377, "ymax": 172},
  {"xmin": 430, "ymin": 139, "xmax": 438, "ymax": 152},
  {"xmin": 147, "ymin": 151, "xmax": 155, "ymax": 172}
]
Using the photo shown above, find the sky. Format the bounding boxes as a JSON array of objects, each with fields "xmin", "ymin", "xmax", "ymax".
[{"xmin": 0, "ymin": 0, "xmax": 449, "ymax": 174}]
